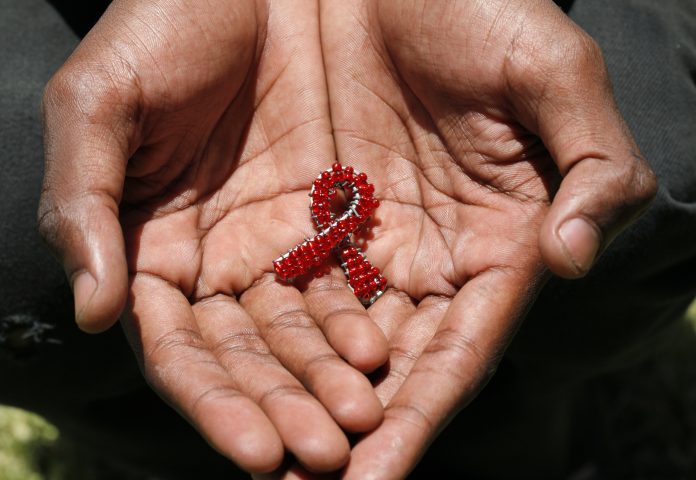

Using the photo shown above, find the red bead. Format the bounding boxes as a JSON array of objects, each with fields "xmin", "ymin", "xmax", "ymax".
[
  {"xmin": 275, "ymin": 164, "xmax": 385, "ymax": 303},
  {"xmin": 359, "ymin": 184, "xmax": 375, "ymax": 195}
]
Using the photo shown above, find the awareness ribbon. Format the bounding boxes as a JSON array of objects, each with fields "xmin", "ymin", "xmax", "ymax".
[{"xmin": 273, "ymin": 163, "xmax": 387, "ymax": 305}]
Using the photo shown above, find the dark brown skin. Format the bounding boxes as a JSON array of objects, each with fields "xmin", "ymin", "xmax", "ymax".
[
  {"xmin": 301, "ymin": 1, "xmax": 655, "ymax": 478},
  {"xmin": 39, "ymin": 0, "xmax": 386, "ymax": 474},
  {"xmin": 39, "ymin": 0, "xmax": 656, "ymax": 478}
]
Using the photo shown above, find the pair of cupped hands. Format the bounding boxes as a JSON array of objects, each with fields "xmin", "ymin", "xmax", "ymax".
[{"xmin": 38, "ymin": 0, "xmax": 656, "ymax": 478}]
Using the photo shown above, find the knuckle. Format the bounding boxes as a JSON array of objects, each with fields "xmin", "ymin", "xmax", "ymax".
[
  {"xmin": 258, "ymin": 383, "xmax": 310, "ymax": 408},
  {"xmin": 551, "ymin": 29, "xmax": 605, "ymax": 75},
  {"xmin": 36, "ymin": 198, "xmax": 63, "ymax": 248},
  {"xmin": 506, "ymin": 20, "xmax": 607, "ymax": 88},
  {"xmin": 421, "ymin": 327, "xmax": 497, "ymax": 383},
  {"xmin": 42, "ymin": 69, "xmax": 74, "ymax": 112},
  {"xmin": 43, "ymin": 67, "xmax": 93, "ymax": 116},
  {"xmin": 143, "ymin": 356, "xmax": 220, "ymax": 398},
  {"xmin": 611, "ymin": 152, "xmax": 658, "ymax": 211},
  {"xmin": 386, "ymin": 403, "xmax": 434, "ymax": 434},
  {"xmin": 190, "ymin": 385, "xmax": 243, "ymax": 417},
  {"xmin": 424, "ymin": 327, "xmax": 487, "ymax": 364},
  {"xmin": 211, "ymin": 331, "xmax": 271, "ymax": 361},
  {"xmin": 389, "ymin": 345, "xmax": 419, "ymax": 364},
  {"xmin": 141, "ymin": 328, "xmax": 232, "ymax": 399},
  {"xmin": 303, "ymin": 274, "xmax": 346, "ymax": 298},
  {"xmin": 43, "ymin": 62, "xmax": 140, "ymax": 126},
  {"xmin": 630, "ymin": 156, "xmax": 658, "ymax": 205},
  {"xmin": 265, "ymin": 308, "xmax": 316, "ymax": 337},
  {"xmin": 569, "ymin": 32, "xmax": 603, "ymax": 65},
  {"xmin": 302, "ymin": 352, "xmax": 342, "ymax": 379},
  {"xmin": 36, "ymin": 191, "xmax": 119, "ymax": 257},
  {"xmin": 146, "ymin": 327, "xmax": 207, "ymax": 360},
  {"xmin": 322, "ymin": 307, "xmax": 367, "ymax": 326}
]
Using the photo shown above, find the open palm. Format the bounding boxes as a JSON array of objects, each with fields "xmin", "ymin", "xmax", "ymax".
[
  {"xmin": 40, "ymin": 0, "xmax": 656, "ymax": 477},
  {"xmin": 40, "ymin": 0, "xmax": 389, "ymax": 473},
  {"xmin": 313, "ymin": 0, "xmax": 656, "ymax": 477}
]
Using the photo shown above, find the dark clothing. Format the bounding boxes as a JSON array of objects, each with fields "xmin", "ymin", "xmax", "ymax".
[{"xmin": 1, "ymin": 0, "xmax": 695, "ymax": 478}]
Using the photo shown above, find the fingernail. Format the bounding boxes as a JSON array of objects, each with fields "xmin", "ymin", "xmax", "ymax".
[
  {"xmin": 72, "ymin": 271, "xmax": 97, "ymax": 328},
  {"xmin": 558, "ymin": 218, "xmax": 601, "ymax": 275}
]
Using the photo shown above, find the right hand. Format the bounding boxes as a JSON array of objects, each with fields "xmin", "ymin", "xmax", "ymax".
[
  {"xmin": 314, "ymin": 1, "xmax": 656, "ymax": 478},
  {"xmin": 38, "ymin": 0, "xmax": 387, "ymax": 473}
]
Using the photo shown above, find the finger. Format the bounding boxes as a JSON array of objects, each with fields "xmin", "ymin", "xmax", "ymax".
[
  {"xmin": 302, "ymin": 265, "xmax": 388, "ymax": 373},
  {"xmin": 343, "ymin": 268, "xmax": 533, "ymax": 480},
  {"xmin": 194, "ymin": 294, "xmax": 350, "ymax": 473},
  {"xmin": 122, "ymin": 274, "xmax": 284, "ymax": 474},
  {"xmin": 510, "ymin": 26, "xmax": 657, "ymax": 278},
  {"xmin": 241, "ymin": 274, "xmax": 384, "ymax": 433},
  {"xmin": 372, "ymin": 296, "xmax": 447, "ymax": 406},
  {"xmin": 366, "ymin": 288, "xmax": 417, "ymax": 342},
  {"xmin": 38, "ymin": 68, "xmax": 133, "ymax": 332}
]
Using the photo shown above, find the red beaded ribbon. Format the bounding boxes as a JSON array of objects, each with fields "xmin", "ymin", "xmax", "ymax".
[{"xmin": 273, "ymin": 163, "xmax": 387, "ymax": 305}]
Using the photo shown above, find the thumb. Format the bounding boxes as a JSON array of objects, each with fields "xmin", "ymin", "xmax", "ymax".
[
  {"xmin": 38, "ymin": 69, "xmax": 134, "ymax": 333},
  {"xmin": 515, "ymin": 30, "xmax": 657, "ymax": 278}
]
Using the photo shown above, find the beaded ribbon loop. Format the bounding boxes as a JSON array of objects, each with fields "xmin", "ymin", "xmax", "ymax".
[{"xmin": 273, "ymin": 163, "xmax": 387, "ymax": 305}]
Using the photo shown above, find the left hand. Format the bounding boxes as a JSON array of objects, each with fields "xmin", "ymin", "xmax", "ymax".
[{"xmin": 267, "ymin": 1, "xmax": 655, "ymax": 478}]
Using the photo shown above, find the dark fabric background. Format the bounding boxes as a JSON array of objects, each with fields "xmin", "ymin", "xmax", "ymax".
[{"xmin": 1, "ymin": 0, "xmax": 694, "ymax": 478}]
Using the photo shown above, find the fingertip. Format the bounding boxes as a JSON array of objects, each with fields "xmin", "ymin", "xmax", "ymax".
[
  {"xmin": 340, "ymin": 322, "xmax": 389, "ymax": 374},
  {"xmin": 332, "ymin": 391, "xmax": 384, "ymax": 434},
  {"xmin": 202, "ymin": 399, "xmax": 286, "ymax": 474},
  {"xmin": 557, "ymin": 217, "xmax": 601, "ymax": 276},
  {"xmin": 73, "ymin": 268, "xmax": 128, "ymax": 333},
  {"xmin": 316, "ymin": 368, "xmax": 384, "ymax": 433},
  {"xmin": 73, "ymin": 270, "xmax": 97, "ymax": 328},
  {"xmin": 295, "ymin": 433, "xmax": 350, "ymax": 474},
  {"xmin": 540, "ymin": 216, "xmax": 602, "ymax": 279},
  {"xmin": 231, "ymin": 428, "xmax": 285, "ymax": 474}
]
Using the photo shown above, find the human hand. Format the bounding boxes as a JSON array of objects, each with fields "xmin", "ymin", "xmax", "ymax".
[
  {"xmin": 309, "ymin": 0, "xmax": 655, "ymax": 477},
  {"xmin": 38, "ymin": 0, "xmax": 388, "ymax": 473}
]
